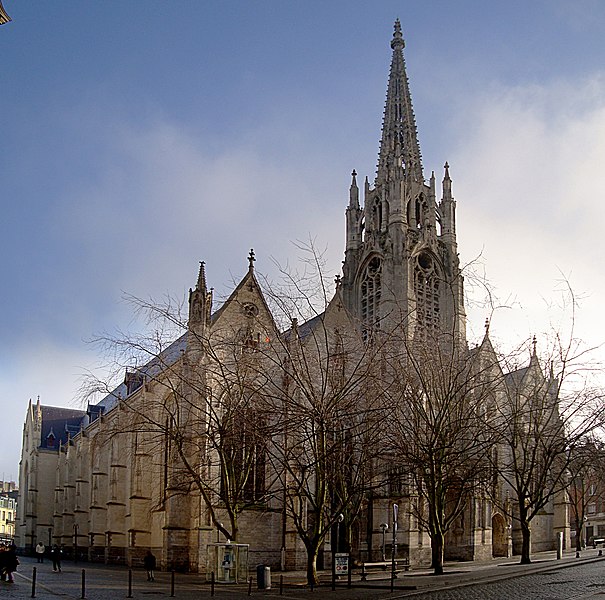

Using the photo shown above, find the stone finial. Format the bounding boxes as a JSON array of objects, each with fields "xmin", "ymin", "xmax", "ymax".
[
  {"xmin": 248, "ymin": 249, "xmax": 256, "ymax": 271},
  {"xmin": 391, "ymin": 18, "xmax": 404, "ymax": 50}
]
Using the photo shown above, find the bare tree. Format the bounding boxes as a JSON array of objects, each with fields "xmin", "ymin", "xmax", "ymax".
[
  {"xmin": 81, "ymin": 283, "xmax": 279, "ymax": 546},
  {"xmin": 383, "ymin": 328, "xmax": 496, "ymax": 575},
  {"xmin": 254, "ymin": 247, "xmax": 388, "ymax": 586},
  {"xmin": 490, "ymin": 330, "xmax": 605, "ymax": 564},
  {"xmin": 566, "ymin": 439, "xmax": 605, "ymax": 555},
  {"xmin": 82, "ymin": 246, "xmax": 387, "ymax": 583}
]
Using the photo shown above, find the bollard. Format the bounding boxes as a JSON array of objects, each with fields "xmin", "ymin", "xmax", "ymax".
[
  {"xmin": 248, "ymin": 576, "xmax": 252, "ymax": 596},
  {"xmin": 31, "ymin": 566, "xmax": 37, "ymax": 598},
  {"xmin": 170, "ymin": 570, "xmax": 175, "ymax": 597},
  {"xmin": 81, "ymin": 569, "xmax": 86, "ymax": 599},
  {"xmin": 127, "ymin": 569, "xmax": 132, "ymax": 598},
  {"xmin": 280, "ymin": 574, "xmax": 283, "ymax": 595},
  {"xmin": 211, "ymin": 571, "xmax": 215, "ymax": 597}
]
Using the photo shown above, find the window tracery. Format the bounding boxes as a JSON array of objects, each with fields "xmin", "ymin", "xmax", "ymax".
[
  {"xmin": 414, "ymin": 252, "xmax": 440, "ymax": 339},
  {"xmin": 360, "ymin": 257, "xmax": 382, "ymax": 341}
]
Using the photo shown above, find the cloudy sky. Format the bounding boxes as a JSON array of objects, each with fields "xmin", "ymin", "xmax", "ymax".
[{"xmin": 2, "ymin": 1, "xmax": 605, "ymax": 479}]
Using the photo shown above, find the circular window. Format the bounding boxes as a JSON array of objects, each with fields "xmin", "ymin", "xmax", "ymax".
[
  {"xmin": 242, "ymin": 302, "xmax": 259, "ymax": 317},
  {"xmin": 417, "ymin": 252, "xmax": 433, "ymax": 271}
]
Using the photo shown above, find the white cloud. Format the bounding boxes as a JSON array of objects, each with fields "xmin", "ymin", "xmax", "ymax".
[
  {"xmin": 452, "ymin": 75, "xmax": 605, "ymax": 358},
  {"xmin": 0, "ymin": 341, "xmax": 99, "ymax": 480}
]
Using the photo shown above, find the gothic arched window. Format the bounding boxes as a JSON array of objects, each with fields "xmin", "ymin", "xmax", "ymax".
[
  {"xmin": 414, "ymin": 252, "xmax": 440, "ymax": 339},
  {"xmin": 360, "ymin": 256, "xmax": 382, "ymax": 340}
]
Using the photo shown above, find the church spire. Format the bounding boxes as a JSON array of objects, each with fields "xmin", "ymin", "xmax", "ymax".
[
  {"xmin": 196, "ymin": 261, "xmax": 207, "ymax": 293},
  {"xmin": 189, "ymin": 260, "xmax": 212, "ymax": 330},
  {"xmin": 377, "ymin": 19, "xmax": 423, "ymax": 184}
]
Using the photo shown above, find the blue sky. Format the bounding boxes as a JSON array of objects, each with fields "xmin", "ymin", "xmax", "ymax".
[{"xmin": 2, "ymin": 1, "xmax": 605, "ymax": 479}]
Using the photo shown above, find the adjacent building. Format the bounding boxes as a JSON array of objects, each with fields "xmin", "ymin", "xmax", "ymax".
[{"xmin": 0, "ymin": 481, "xmax": 17, "ymax": 544}]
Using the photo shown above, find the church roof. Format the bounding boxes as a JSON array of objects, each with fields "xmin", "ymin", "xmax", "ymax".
[
  {"xmin": 39, "ymin": 405, "xmax": 87, "ymax": 449},
  {"xmin": 504, "ymin": 366, "xmax": 529, "ymax": 389},
  {"xmin": 94, "ymin": 332, "xmax": 188, "ymax": 413}
]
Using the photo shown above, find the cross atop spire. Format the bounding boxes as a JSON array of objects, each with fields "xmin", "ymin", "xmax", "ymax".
[
  {"xmin": 248, "ymin": 249, "xmax": 256, "ymax": 271},
  {"xmin": 377, "ymin": 20, "xmax": 423, "ymax": 184}
]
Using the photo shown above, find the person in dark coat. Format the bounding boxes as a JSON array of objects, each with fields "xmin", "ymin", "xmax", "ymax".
[
  {"xmin": 0, "ymin": 544, "xmax": 7, "ymax": 581},
  {"xmin": 4, "ymin": 544, "xmax": 18, "ymax": 583},
  {"xmin": 50, "ymin": 544, "xmax": 62, "ymax": 572},
  {"xmin": 143, "ymin": 550, "xmax": 156, "ymax": 581}
]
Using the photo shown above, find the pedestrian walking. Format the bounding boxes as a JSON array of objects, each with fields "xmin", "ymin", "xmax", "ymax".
[
  {"xmin": 50, "ymin": 544, "xmax": 62, "ymax": 572},
  {"xmin": 35, "ymin": 541, "xmax": 45, "ymax": 563},
  {"xmin": 3, "ymin": 544, "xmax": 19, "ymax": 583},
  {"xmin": 144, "ymin": 550, "xmax": 156, "ymax": 582},
  {"xmin": 0, "ymin": 544, "xmax": 7, "ymax": 581}
]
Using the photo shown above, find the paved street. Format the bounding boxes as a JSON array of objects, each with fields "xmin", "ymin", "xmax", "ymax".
[
  {"xmin": 4, "ymin": 551, "xmax": 605, "ymax": 599},
  {"xmin": 406, "ymin": 560, "xmax": 605, "ymax": 600}
]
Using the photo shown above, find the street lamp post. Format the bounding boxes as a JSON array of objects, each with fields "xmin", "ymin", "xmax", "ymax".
[
  {"xmin": 391, "ymin": 504, "xmax": 398, "ymax": 591},
  {"xmin": 336, "ymin": 513, "xmax": 344, "ymax": 554},
  {"xmin": 380, "ymin": 523, "xmax": 389, "ymax": 562},
  {"xmin": 332, "ymin": 513, "xmax": 344, "ymax": 584}
]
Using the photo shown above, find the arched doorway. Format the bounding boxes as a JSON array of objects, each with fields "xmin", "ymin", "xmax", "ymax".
[{"xmin": 492, "ymin": 513, "xmax": 508, "ymax": 557}]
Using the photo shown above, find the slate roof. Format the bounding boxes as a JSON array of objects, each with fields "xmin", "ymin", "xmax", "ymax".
[
  {"xmin": 503, "ymin": 366, "xmax": 530, "ymax": 390},
  {"xmin": 93, "ymin": 333, "xmax": 188, "ymax": 413},
  {"xmin": 39, "ymin": 406, "xmax": 87, "ymax": 449}
]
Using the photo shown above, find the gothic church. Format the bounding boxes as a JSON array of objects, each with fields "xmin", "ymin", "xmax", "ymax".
[{"xmin": 17, "ymin": 21, "xmax": 568, "ymax": 573}]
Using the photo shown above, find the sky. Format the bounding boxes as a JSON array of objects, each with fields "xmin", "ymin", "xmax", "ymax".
[{"xmin": 2, "ymin": 1, "xmax": 605, "ymax": 480}]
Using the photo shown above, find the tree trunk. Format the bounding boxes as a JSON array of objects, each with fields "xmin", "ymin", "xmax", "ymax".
[
  {"xmin": 575, "ymin": 520, "xmax": 583, "ymax": 553},
  {"xmin": 306, "ymin": 544, "xmax": 319, "ymax": 587},
  {"xmin": 520, "ymin": 521, "xmax": 531, "ymax": 564},
  {"xmin": 431, "ymin": 531, "xmax": 445, "ymax": 575}
]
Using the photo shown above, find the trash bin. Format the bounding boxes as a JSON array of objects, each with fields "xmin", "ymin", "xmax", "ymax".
[{"xmin": 257, "ymin": 564, "xmax": 271, "ymax": 589}]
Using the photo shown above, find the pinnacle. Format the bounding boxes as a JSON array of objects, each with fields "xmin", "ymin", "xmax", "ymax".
[
  {"xmin": 391, "ymin": 18, "xmax": 405, "ymax": 50},
  {"xmin": 196, "ymin": 261, "xmax": 207, "ymax": 292}
]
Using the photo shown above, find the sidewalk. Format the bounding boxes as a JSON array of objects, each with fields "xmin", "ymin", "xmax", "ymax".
[{"xmin": 7, "ymin": 548, "xmax": 605, "ymax": 599}]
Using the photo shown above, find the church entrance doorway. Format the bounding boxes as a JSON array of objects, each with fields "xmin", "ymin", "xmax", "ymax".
[{"xmin": 492, "ymin": 513, "xmax": 508, "ymax": 557}]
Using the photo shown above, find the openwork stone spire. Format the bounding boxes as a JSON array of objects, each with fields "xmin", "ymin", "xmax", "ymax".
[{"xmin": 376, "ymin": 19, "xmax": 423, "ymax": 184}]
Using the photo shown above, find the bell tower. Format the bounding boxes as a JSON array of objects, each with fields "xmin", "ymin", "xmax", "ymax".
[{"xmin": 341, "ymin": 20, "xmax": 465, "ymax": 344}]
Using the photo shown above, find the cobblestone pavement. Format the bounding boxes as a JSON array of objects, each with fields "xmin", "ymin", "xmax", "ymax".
[
  {"xmin": 4, "ymin": 553, "xmax": 605, "ymax": 599},
  {"xmin": 403, "ymin": 561, "xmax": 605, "ymax": 600}
]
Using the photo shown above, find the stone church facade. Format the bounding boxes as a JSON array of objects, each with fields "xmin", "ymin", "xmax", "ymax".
[{"xmin": 17, "ymin": 22, "xmax": 569, "ymax": 572}]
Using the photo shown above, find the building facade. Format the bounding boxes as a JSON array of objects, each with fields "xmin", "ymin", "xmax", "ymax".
[{"xmin": 0, "ymin": 481, "xmax": 17, "ymax": 544}]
